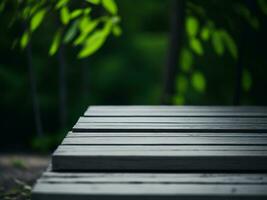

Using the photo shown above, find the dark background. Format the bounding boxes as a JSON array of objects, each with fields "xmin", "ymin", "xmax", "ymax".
[{"xmin": 1, "ymin": 0, "xmax": 267, "ymax": 152}]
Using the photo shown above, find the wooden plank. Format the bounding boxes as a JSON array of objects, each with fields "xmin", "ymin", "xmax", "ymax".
[
  {"xmin": 39, "ymin": 171, "xmax": 267, "ymax": 184},
  {"xmin": 85, "ymin": 106, "xmax": 267, "ymax": 117},
  {"xmin": 32, "ymin": 183, "xmax": 267, "ymax": 200},
  {"xmin": 33, "ymin": 168, "xmax": 267, "ymax": 199},
  {"xmin": 84, "ymin": 111, "xmax": 267, "ymax": 117},
  {"xmin": 78, "ymin": 116, "xmax": 267, "ymax": 124},
  {"xmin": 52, "ymin": 145, "xmax": 267, "ymax": 171},
  {"xmin": 87, "ymin": 105, "xmax": 267, "ymax": 111},
  {"xmin": 73, "ymin": 123, "xmax": 267, "ymax": 132},
  {"xmin": 62, "ymin": 136, "xmax": 267, "ymax": 145},
  {"xmin": 67, "ymin": 131, "xmax": 267, "ymax": 137}
]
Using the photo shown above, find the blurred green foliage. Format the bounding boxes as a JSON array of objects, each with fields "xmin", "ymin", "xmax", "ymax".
[
  {"xmin": 0, "ymin": 0, "xmax": 267, "ymax": 151},
  {"xmin": 2, "ymin": 0, "xmax": 121, "ymax": 57},
  {"xmin": 173, "ymin": 0, "xmax": 267, "ymax": 105}
]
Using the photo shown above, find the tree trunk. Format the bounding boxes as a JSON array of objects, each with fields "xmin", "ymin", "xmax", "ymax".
[
  {"xmin": 26, "ymin": 41, "xmax": 43, "ymax": 137},
  {"xmin": 162, "ymin": 0, "xmax": 185, "ymax": 104},
  {"xmin": 58, "ymin": 45, "xmax": 67, "ymax": 129}
]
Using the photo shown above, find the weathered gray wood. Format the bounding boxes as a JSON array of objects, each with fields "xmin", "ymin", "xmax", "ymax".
[
  {"xmin": 33, "ymin": 166, "xmax": 267, "ymax": 199},
  {"xmin": 78, "ymin": 116, "xmax": 267, "ymax": 124},
  {"xmin": 32, "ymin": 183, "xmax": 267, "ymax": 200},
  {"xmin": 85, "ymin": 106, "xmax": 267, "ymax": 117},
  {"xmin": 39, "ymin": 172, "xmax": 267, "ymax": 184},
  {"xmin": 87, "ymin": 105, "xmax": 267, "ymax": 111},
  {"xmin": 32, "ymin": 105, "xmax": 267, "ymax": 200},
  {"xmin": 73, "ymin": 123, "xmax": 267, "ymax": 132},
  {"xmin": 67, "ymin": 131, "xmax": 267, "ymax": 137},
  {"xmin": 52, "ymin": 145, "xmax": 267, "ymax": 171},
  {"xmin": 62, "ymin": 136, "xmax": 267, "ymax": 145}
]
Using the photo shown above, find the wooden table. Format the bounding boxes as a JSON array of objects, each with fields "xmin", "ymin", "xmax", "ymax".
[{"xmin": 32, "ymin": 106, "xmax": 267, "ymax": 199}]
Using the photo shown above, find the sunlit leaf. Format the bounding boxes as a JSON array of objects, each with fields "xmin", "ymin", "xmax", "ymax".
[
  {"xmin": 78, "ymin": 30, "xmax": 107, "ymax": 58},
  {"xmin": 64, "ymin": 21, "xmax": 79, "ymax": 43},
  {"xmin": 70, "ymin": 9, "xmax": 83, "ymax": 19},
  {"xmin": 190, "ymin": 38, "xmax": 203, "ymax": 55},
  {"xmin": 191, "ymin": 71, "xmax": 206, "ymax": 93},
  {"xmin": 242, "ymin": 69, "xmax": 252, "ymax": 92},
  {"xmin": 173, "ymin": 94, "xmax": 185, "ymax": 105},
  {"xmin": 30, "ymin": 9, "xmax": 46, "ymax": 31},
  {"xmin": 180, "ymin": 48, "xmax": 193, "ymax": 72},
  {"xmin": 176, "ymin": 75, "xmax": 188, "ymax": 93},
  {"xmin": 220, "ymin": 31, "xmax": 238, "ymax": 59},
  {"xmin": 79, "ymin": 16, "xmax": 90, "ymax": 30},
  {"xmin": 56, "ymin": 0, "xmax": 69, "ymax": 9},
  {"xmin": 86, "ymin": 0, "xmax": 100, "ymax": 4},
  {"xmin": 258, "ymin": 0, "xmax": 267, "ymax": 15},
  {"xmin": 84, "ymin": 8, "xmax": 92, "ymax": 15},
  {"xmin": 102, "ymin": 0, "xmax": 118, "ymax": 14},
  {"xmin": 200, "ymin": 26, "xmax": 210, "ymax": 41},
  {"xmin": 60, "ymin": 6, "xmax": 70, "ymax": 25},
  {"xmin": 49, "ymin": 30, "xmax": 62, "ymax": 55},
  {"xmin": 74, "ymin": 19, "xmax": 99, "ymax": 45},
  {"xmin": 102, "ymin": 20, "xmax": 113, "ymax": 35},
  {"xmin": 112, "ymin": 25, "xmax": 122, "ymax": 36},
  {"xmin": 212, "ymin": 30, "xmax": 224, "ymax": 56},
  {"xmin": 186, "ymin": 16, "xmax": 199, "ymax": 37},
  {"xmin": 20, "ymin": 31, "xmax": 30, "ymax": 49}
]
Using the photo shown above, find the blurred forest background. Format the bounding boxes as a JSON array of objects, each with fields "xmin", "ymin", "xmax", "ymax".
[{"xmin": 1, "ymin": 0, "xmax": 267, "ymax": 152}]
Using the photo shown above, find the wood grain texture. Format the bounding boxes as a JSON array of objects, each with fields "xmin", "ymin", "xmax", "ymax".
[
  {"xmin": 73, "ymin": 123, "xmax": 267, "ymax": 132},
  {"xmin": 39, "ymin": 171, "xmax": 267, "ymax": 184},
  {"xmin": 78, "ymin": 116, "xmax": 267, "ymax": 124},
  {"xmin": 52, "ymin": 145, "xmax": 267, "ymax": 171},
  {"xmin": 62, "ymin": 136, "xmax": 267, "ymax": 145},
  {"xmin": 33, "ymin": 106, "xmax": 267, "ymax": 199},
  {"xmin": 33, "ymin": 169, "xmax": 267, "ymax": 200},
  {"xmin": 67, "ymin": 131, "xmax": 267, "ymax": 137},
  {"xmin": 33, "ymin": 183, "xmax": 267, "ymax": 200},
  {"xmin": 84, "ymin": 106, "xmax": 267, "ymax": 117}
]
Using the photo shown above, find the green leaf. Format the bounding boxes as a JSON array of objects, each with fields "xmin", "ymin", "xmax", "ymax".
[
  {"xmin": 220, "ymin": 31, "xmax": 238, "ymax": 59},
  {"xmin": 258, "ymin": 0, "xmax": 267, "ymax": 15},
  {"xmin": 212, "ymin": 30, "xmax": 224, "ymax": 56},
  {"xmin": 102, "ymin": 0, "xmax": 118, "ymax": 14},
  {"xmin": 64, "ymin": 21, "xmax": 79, "ymax": 43},
  {"xmin": 186, "ymin": 16, "xmax": 199, "ymax": 37},
  {"xmin": 84, "ymin": 8, "xmax": 92, "ymax": 15},
  {"xmin": 49, "ymin": 30, "xmax": 62, "ymax": 55},
  {"xmin": 173, "ymin": 94, "xmax": 185, "ymax": 105},
  {"xmin": 190, "ymin": 38, "xmax": 203, "ymax": 55},
  {"xmin": 20, "ymin": 31, "xmax": 30, "ymax": 49},
  {"xmin": 86, "ymin": 0, "xmax": 100, "ymax": 4},
  {"xmin": 56, "ymin": 0, "xmax": 69, "ymax": 9},
  {"xmin": 236, "ymin": 4, "xmax": 260, "ymax": 30},
  {"xmin": 60, "ymin": 6, "xmax": 70, "ymax": 25},
  {"xmin": 74, "ymin": 19, "xmax": 99, "ymax": 45},
  {"xmin": 180, "ymin": 48, "xmax": 193, "ymax": 72},
  {"xmin": 176, "ymin": 75, "xmax": 188, "ymax": 93},
  {"xmin": 191, "ymin": 71, "xmax": 206, "ymax": 93},
  {"xmin": 242, "ymin": 69, "xmax": 252, "ymax": 92},
  {"xmin": 78, "ymin": 30, "xmax": 107, "ymax": 58},
  {"xmin": 70, "ymin": 9, "xmax": 83, "ymax": 19},
  {"xmin": 200, "ymin": 26, "xmax": 210, "ymax": 41},
  {"xmin": 30, "ymin": 9, "xmax": 46, "ymax": 31},
  {"xmin": 102, "ymin": 20, "xmax": 113, "ymax": 35},
  {"xmin": 112, "ymin": 25, "xmax": 122, "ymax": 36}
]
